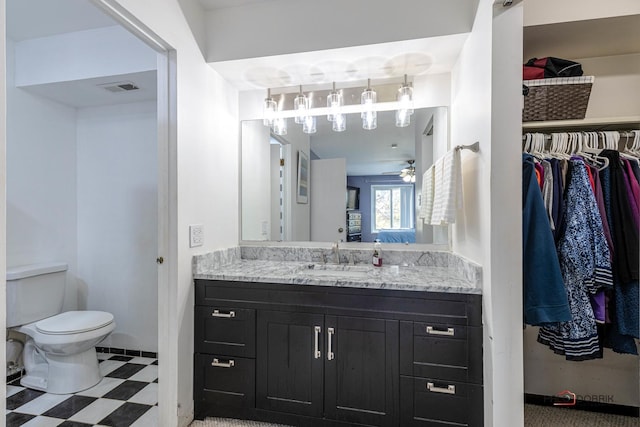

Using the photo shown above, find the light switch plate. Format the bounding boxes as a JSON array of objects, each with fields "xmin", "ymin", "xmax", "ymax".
[{"xmin": 189, "ymin": 224, "xmax": 204, "ymax": 247}]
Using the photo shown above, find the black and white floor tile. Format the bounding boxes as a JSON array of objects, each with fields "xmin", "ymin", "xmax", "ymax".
[{"xmin": 6, "ymin": 352, "xmax": 158, "ymax": 427}]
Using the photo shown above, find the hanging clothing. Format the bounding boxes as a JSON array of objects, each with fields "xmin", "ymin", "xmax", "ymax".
[
  {"xmin": 522, "ymin": 154, "xmax": 571, "ymax": 325},
  {"xmin": 538, "ymin": 158, "xmax": 613, "ymax": 361}
]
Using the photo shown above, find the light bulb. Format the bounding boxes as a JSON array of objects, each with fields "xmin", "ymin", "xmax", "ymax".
[
  {"xmin": 272, "ymin": 117, "xmax": 287, "ymax": 136},
  {"xmin": 294, "ymin": 86, "xmax": 309, "ymax": 124},
  {"xmin": 327, "ymin": 82, "xmax": 342, "ymax": 122},
  {"xmin": 361, "ymin": 80, "xmax": 377, "ymax": 130},
  {"xmin": 333, "ymin": 113, "xmax": 346, "ymax": 132},
  {"xmin": 263, "ymin": 90, "xmax": 277, "ymax": 127},
  {"xmin": 303, "ymin": 115, "xmax": 316, "ymax": 134}
]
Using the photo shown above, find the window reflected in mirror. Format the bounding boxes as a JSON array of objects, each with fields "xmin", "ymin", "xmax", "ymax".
[{"xmin": 241, "ymin": 107, "xmax": 450, "ymax": 246}]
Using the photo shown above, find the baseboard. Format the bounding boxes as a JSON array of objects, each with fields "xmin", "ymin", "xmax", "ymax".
[
  {"xmin": 525, "ymin": 393, "xmax": 639, "ymax": 417},
  {"xmin": 96, "ymin": 346, "xmax": 157, "ymax": 359}
]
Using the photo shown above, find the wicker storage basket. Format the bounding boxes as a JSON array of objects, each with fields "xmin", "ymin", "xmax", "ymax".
[{"xmin": 523, "ymin": 76, "xmax": 594, "ymax": 122}]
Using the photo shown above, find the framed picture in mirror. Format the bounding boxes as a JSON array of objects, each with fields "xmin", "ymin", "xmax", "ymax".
[{"xmin": 297, "ymin": 150, "xmax": 309, "ymax": 204}]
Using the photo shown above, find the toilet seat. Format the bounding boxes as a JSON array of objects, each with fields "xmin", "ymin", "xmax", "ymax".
[{"xmin": 35, "ymin": 311, "xmax": 114, "ymax": 335}]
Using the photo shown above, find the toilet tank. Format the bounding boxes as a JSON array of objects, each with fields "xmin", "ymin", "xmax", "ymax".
[{"xmin": 6, "ymin": 262, "xmax": 68, "ymax": 328}]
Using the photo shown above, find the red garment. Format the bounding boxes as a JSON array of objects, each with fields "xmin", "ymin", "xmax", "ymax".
[{"xmin": 585, "ymin": 165, "xmax": 595, "ymax": 192}]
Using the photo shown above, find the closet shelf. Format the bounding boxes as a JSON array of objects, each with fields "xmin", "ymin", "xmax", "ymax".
[{"xmin": 522, "ymin": 115, "xmax": 640, "ymax": 132}]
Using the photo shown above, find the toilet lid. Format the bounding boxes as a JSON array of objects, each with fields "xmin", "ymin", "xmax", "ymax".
[{"xmin": 35, "ymin": 311, "xmax": 114, "ymax": 335}]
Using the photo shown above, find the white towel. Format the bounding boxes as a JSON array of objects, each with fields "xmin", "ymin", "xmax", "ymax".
[
  {"xmin": 429, "ymin": 148, "xmax": 462, "ymax": 225},
  {"xmin": 419, "ymin": 165, "xmax": 435, "ymax": 223}
]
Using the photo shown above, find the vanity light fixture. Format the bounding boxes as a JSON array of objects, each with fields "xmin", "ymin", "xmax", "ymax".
[
  {"xmin": 395, "ymin": 74, "xmax": 414, "ymax": 128},
  {"xmin": 302, "ymin": 115, "xmax": 317, "ymax": 134},
  {"xmin": 263, "ymin": 88, "xmax": 277, "ymax": 127},
  {"xmin": 361, "ymin": 79, "xmax": 377, "ymax": 130},
  {"xmin": 333, "ymin": 111, "xmax": 346, "ymax": 132},
  {"xmin": 327, "ymin": 82, "xmax": 343, "ymax": 122},
  {"xmin": 294, "ymin": 85, "xmax": 309, "ymax": 124},
  {"xmin": 272, "ymin": 117, "xmax": 288, "ymax": 136}
]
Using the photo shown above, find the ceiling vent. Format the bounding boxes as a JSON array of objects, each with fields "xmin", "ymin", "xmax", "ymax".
[{"xmin": 98, "ymin": 81, "xmax": 139, "ymax": 93}]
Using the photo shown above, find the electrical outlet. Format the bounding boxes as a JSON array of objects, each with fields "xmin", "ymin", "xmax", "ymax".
[{"xmin": 189, "ymin": 224, "xmax": 204, "ymax": 247}]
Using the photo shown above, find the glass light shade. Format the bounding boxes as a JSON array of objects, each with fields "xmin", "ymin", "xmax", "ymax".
[
  {"xmin": 302, "ymin": 115, "xmax": 316, "ymax": 134},
  {"xmin": 294, "ymin": 93, "xmax": 309, "ymax": 124},
  {"xmin": 361, "ymin": 87, "xmax": 377, "ymax": 130},
  {"xmin": 397, "ymin": 84, "xmax": 414, "ymax": 115},
  {"xmin": 263, "ymin": 97, "xmax": 277, "ymax": 127},
  {"xmin": 332, "ymin": 113, "xmax": 346, "ymax": 132},
  {"xmin": 327, "ymin": 91, "xmax": 343, "ymax": 122},
  {"xmin": 272, "ymin": 117, "xmax": 287, "ymax": 136},
  {"xmin": 403, "ymin": 174, "xmax": 412, "ymax": 183},
  {"xmin": 395, "ymin": 108, "xmax": 411, "ymax": 127}
]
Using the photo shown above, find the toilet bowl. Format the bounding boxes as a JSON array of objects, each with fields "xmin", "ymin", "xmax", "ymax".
[
  {"xmin": 18, "ymin": 311, "xmax": 115, "ymax": 393},
  {"xmin": 6, "ymin": 262, "xmax": 116, "ymax": 394}
]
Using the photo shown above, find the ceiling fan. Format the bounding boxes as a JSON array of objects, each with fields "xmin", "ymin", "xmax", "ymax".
[{"xmin": 382, "ymin": 160, "xmax": 416, "ymax": 182}]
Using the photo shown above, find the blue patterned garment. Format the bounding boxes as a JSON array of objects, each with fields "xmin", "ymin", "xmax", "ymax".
[{"xmin": 538, "ymin": 159, "xmax": 613, "ymax": 360}]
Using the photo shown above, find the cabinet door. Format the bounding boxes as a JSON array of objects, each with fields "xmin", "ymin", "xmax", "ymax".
[
  {"xmin": 256, "ymin": 310, "xmax": 324, "ymax": 417},
  {"xmin": 324, "ymin": 316, "xmax": 399, "ymax": 427}
]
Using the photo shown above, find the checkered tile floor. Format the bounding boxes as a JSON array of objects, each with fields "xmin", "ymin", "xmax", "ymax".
[{"xmin": 6, "ymin": 352, "xmax": 158, "ymax": 427}]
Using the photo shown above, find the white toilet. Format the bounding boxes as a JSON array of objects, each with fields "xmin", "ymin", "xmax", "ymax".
[{"xmin": 6, "ymin": 262, "xmax": 116, "ymax": 394}]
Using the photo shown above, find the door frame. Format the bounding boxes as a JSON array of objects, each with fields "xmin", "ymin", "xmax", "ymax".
[{"xmin": 88, "ymin": 1, "xmax": 177, "ymax": 424}]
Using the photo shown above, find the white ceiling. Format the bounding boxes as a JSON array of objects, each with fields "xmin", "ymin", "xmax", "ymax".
[
  {"xmin": 198, "ymin": 0, "xmax": 275, "ymax": 10},
  {"xmin": 209, "ymin": 34, "xmax": 468, "ymax": 91},
  {"xmin": 7, "ymin": 0, "xmax": 157, "ymax": 108},
  {"xmin": 6, "ymin": 0, "xmax": 117, "ymax": 41},
  {"xmin": 302, "ymin": 108, "xmax": 434, "ymax": 176}
]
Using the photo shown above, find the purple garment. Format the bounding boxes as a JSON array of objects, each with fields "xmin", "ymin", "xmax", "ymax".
[
  {"xmin": 588, "ymin": 166, "xmax": 613, "ymax": 323},
  {"xmin": 621, "ymin": 166, "xmax": 640, "ymax": 228},
  {"xmin": 624, "ymin": 160, "xmax": 640, "ymax": 218}
]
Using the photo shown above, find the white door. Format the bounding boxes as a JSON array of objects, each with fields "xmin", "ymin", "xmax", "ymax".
[{"xmin": 310, "ymin": 158, "xmax": 347, "ymax": 242}]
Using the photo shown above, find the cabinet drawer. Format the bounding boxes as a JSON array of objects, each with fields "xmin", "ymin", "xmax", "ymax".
[
  {"xmin": 194, "ymin": 354, "xmax": 255, "ymax": 410},
  {"xmin": 400, "ymin": 321, "xmax": 482, "ymax": 384},
  {"xmin": 400, "ymin": 376, "xmax": 483, "ymax": 427},
  {"xmin": 195, "ymin": 306, "xmax": 255, "ymax": 357}
]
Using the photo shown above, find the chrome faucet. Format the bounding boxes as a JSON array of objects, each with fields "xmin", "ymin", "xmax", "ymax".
[{"xmin": 332, "ymin": 241, "xmax": 340, "ymax": 264}]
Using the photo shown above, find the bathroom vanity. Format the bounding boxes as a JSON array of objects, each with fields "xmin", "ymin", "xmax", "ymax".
[{"xmin": 193, "ymin": 248, "xmax": 483, "ymax": 427}]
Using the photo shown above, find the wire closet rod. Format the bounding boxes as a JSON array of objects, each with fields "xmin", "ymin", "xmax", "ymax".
[
  {"xmin": 455, "ymin": 141, "xmax": 480, "ymax": 152},
  {"xmin": 522, "ymin": 131, "xmax": 638, "ymax": 140}
]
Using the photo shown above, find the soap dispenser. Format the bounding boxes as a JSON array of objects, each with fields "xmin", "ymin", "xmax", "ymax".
[{"xmin": 372, "ymin": 240, "xmax": 382, "ymax": 267}]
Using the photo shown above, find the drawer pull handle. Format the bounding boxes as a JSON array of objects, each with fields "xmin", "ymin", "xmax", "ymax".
[
  {"xmin": 212, "ymin": 309, "xmax": 235, "ymax": 318},
  {"xmin": 211, "ymin": 358, "xmax": 235, "ymax": 368},
  {"xmin": 426, "ymin": 326, "xmax": 454, "ymax": 336},
  {"xmin": 314, "ymin": 326, "xmax": 321, "ymax": 359},
  {"xmin": 427, "ymin": 382, "xmax": 456, "ymax": 395},
  {"xmin": 327, "ymin": 327, "xmax": 335, "ymax": 361}
]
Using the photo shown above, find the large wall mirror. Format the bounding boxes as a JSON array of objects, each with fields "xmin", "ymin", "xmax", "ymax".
[{"xmin": 241, "ymin": 106, "xmax": 450, "ymax": 246}]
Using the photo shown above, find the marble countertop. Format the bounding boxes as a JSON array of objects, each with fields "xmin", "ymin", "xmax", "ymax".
[{"xmin": 193, "ymin": 259, "xmax": 481, "ymax": 294}]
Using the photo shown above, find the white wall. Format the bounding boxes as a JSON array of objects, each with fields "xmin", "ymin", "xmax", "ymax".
[
  {"xmin": 76, "ymin": 101, "xmax": 158, "ymax": 352},
  {"xmin": 450, "ymin": 1, "xmax": 524, "ymax": 426},
  {"xmin": 6, "ymin": 38, "xmax": 79, "ymax": 311},
  {"xmin": 1, "ymin": 0, "xmax": 8, "ymax": 413},
  {"xmin": 523, "ymin": 0, "xmax": 640, "ymax": 26},
  {"xmin": 241, "ymin": 120, "xmax": 272, "ymax": 241},
  {"xmin": 107, "ymin": 2, "xmax": 240, "ymax": 425},
  {"xmin": 204, "ymin": 0, "xmax": 475, "ymax": 62},
  {"xmin": 579, "ymin": 53, "xmax": 640, "ymax": 120},
  {"xmin": 13, "ymin": 25, "xmax": 156, "ymax": 87}
]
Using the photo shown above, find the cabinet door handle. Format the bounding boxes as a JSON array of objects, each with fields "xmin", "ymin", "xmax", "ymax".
[
  {"xmin": 211, "ymin": 309, "xmax": 235, "ymax": 318},
  {"xmin": 427, "ymin": 382, "xmax": 456, "ymax": 394},
  {"xmin": 314, "ymin": 326, "xmax": 321, "ymax": 359},
  {"xmin": 211, "ymin": 358, "xmax": 235, "ymax": 368},
  {"xmin": 327, "ymin": 327, "xmax": 335, "ymax": 361},
  {"xmin": 426, "ymin": 326, "xmax": 454, "ymax": 336}
]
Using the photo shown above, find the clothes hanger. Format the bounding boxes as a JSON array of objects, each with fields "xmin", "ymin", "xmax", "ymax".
[{"xmin": 578, "ymin": 131, "xmax": 609, "ymax": 171}]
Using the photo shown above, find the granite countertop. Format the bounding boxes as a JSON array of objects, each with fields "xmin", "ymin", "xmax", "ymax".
[{"xmin": 193, "ymin": 258, "xmax": 481, "ymax": 295}]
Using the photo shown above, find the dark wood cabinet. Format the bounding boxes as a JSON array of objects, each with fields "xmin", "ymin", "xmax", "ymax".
[
  {"xmin": 194, "ymin": 279, "xmax": 483, "ymax": 426},
  {"xmin": 256, "ymin": 310, "xmax": 324, "ymax": 417},
  {"xmin": 324, "ymin": 316, "xmax": 398, "ymax": 427}
]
